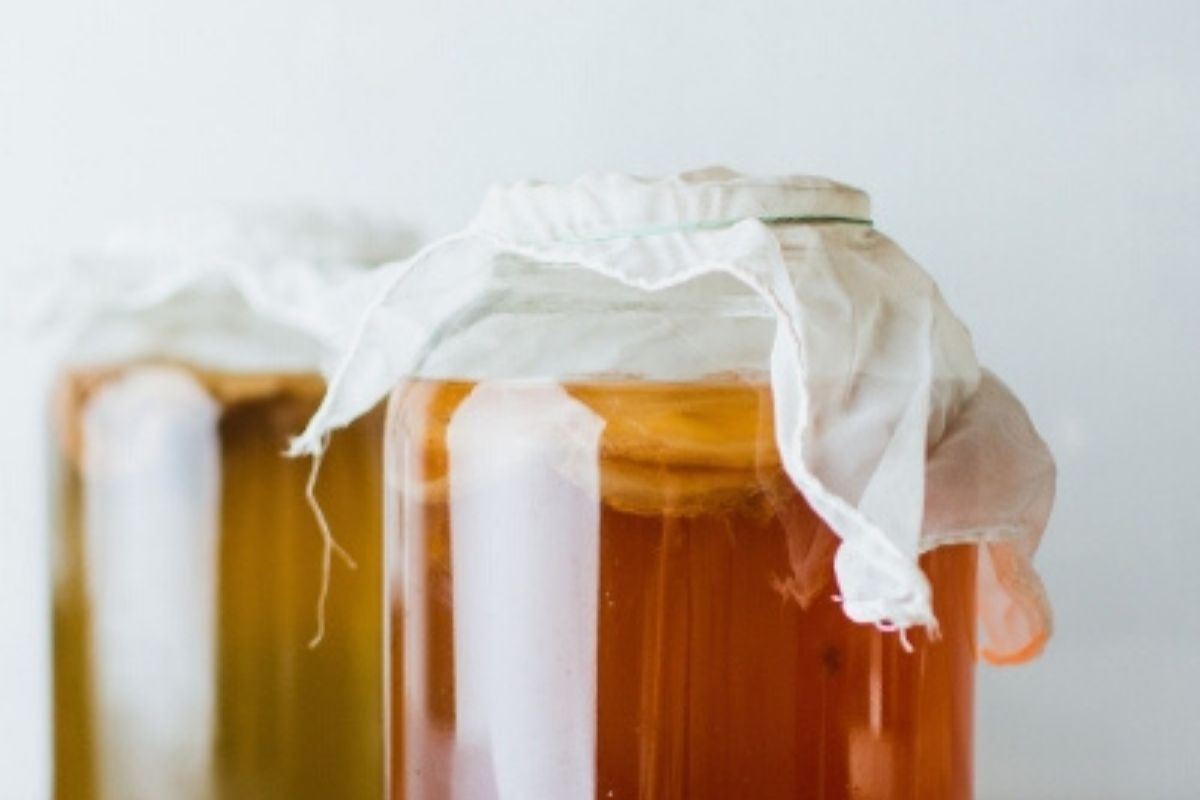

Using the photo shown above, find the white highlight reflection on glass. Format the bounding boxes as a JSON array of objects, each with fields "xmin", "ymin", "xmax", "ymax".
[
  {"xmin": 82, "ymin": 367, "xmax": 219, "ymax": 800},
  {"xmin": 446, "ymin": 381, "xmax": 604, "ymax": 800}
]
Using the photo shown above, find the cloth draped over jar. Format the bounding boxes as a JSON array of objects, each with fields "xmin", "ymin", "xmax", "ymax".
[
  {"xmin": 17, "ymin": 209, "xmax": 414, "ymax": 373},
  {"xmin": 291, "ymin": 168, "xmax": 1056, "ymax": 665}
]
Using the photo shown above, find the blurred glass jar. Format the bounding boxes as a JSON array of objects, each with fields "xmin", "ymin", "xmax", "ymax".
[
  {"xmin": 44, "ymin": 212, "xmax": 411, "ymax": 800},
  {"xmin": 294, "ymin": 170, "xmax": 1056, "ymax": 800}
]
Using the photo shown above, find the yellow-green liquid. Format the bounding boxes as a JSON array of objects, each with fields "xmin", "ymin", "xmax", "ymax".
[{"xmin": 53, "ymin": 364, "xmax": 383, "ymax": 800}]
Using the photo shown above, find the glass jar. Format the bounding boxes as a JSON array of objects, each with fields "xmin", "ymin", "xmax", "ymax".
[
  {"xmin": 53, "ymin": 364, "xmax": 384, "ymax": 799},
  {"xmin": 378, "ymin": 255, "xmax": 984, "ymax": 800},
  {"xmin": 386, "ymin": 377, "xmax": 976, "ymax": 799},
  {"xmin": 292, "ymin": 170, "xmax": 1055, "ymax": 800},
  {"xmin": 45, "ymin": 212, "xmax": 411, "ymax": 800}
]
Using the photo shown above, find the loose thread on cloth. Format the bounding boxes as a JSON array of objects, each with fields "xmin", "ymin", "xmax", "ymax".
[
  {"xmin": 304, "ymin": 435, "xmax": 357, "ymax": 649},
  {"xmin": 831, "ymin": 594, "xmax": 936, "ymax": 652}
]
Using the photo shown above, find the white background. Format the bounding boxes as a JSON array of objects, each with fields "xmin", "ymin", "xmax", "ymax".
[{"xmin": 2, "ymin": 2, "xmax": 1198, "ymax": 798}]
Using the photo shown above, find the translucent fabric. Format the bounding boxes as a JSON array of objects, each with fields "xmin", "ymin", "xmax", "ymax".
[
  {"xmin": 295, "ymin": 169, "xmax": 1056, "ymax": 659},
  {"xmin": 26, "ymin": 209, "xmax": 413, "ymax": 372}
]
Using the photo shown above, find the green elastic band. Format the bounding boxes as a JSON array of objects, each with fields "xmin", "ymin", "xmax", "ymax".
[{"xmin": 548, "ymin": 214, "xmax": 873, "ymax": 245}]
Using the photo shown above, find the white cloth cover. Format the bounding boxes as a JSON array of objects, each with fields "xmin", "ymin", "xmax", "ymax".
[
  {"xmin": 293, "ymin": 168, "xmax": 1056, "ymax": 662},
  {"xmin": 15, "ymin": 209, "xmax": 415, "ymax": 373},
  {"xmin": 7, "ymin": 208, "xmax": 415, "ymax": 654}
]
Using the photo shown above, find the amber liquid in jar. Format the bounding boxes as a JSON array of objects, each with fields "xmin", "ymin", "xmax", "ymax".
[
  {"xmin": 53, "ymin": 364, "xmax": 384, "ymax": 800},
  {"xmin": 389, "ymin": 379, "xmax": 976, "ymax": 800}
]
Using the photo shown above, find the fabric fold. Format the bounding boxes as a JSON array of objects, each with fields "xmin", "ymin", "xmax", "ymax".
[{"xmin": 293, "ymin": 169, "xmax": 1055, "ymax": 652}]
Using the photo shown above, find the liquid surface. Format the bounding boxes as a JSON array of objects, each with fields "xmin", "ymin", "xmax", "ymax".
[
  {"xmin": 53, "ymin": 364, "xmax": 384, "ymax": 800},
  {"xmin": 388, "ymin": 379, "xmax": 976, "ymax": 800}
]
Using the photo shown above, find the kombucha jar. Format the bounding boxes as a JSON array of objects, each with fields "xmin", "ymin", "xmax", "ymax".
[
  {"xmin": 293, "ymin": 170, "xmax": 1057, "ymax": 800},
  {"xmin": 46, "ymin": 213, "xmax": 410, "ymax": 799},
  {"xmin": 388, "ymin": 378, "xmax": 976, "ymax": 800}
]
